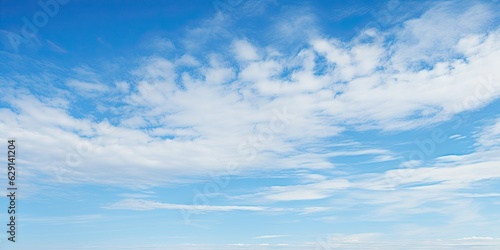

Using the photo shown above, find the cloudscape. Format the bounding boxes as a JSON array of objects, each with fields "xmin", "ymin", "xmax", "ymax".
[{"xmin": 1, "ymin": 0, "xmax": 500, "ymax": 249}]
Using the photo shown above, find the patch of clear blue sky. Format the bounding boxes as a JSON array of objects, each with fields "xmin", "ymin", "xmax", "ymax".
[{"xmin": 1, "ymin": 0, "xmax": 430, "ymax": 61}]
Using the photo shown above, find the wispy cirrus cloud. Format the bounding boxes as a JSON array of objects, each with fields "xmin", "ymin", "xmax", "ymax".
[{"xmin": 104, "ymin": 199, "xmax": 276, "ymax": 212}]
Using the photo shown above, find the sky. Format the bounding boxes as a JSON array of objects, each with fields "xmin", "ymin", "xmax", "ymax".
[{"xmin": 1, "ymin": 0, "xmax": 500, "ymax": 249}]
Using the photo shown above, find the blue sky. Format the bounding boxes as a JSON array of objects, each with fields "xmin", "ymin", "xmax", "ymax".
[{"xmin": 1, "ymin": 0, "xmax": 500, "ymax": 249}]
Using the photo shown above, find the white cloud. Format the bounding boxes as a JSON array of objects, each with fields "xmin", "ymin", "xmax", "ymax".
[
  {"xmin": 175, "ymin": 54, "xmax": 200, "ymax": 67},
  {"xmin": 233, "ymin": 39, "xmax": 259, "ymax": 61},
  {"xmin": 391, "ymin": 1, "xmax": 495, "ymax": 69},
  {"xmin": 475, "ymin": 117, "xmax": 500, "ymax": 149},
  {"xmin": 449, "ymin": 134, "xmax": 466, "ymax": 140},
  {"xmin": 115, "ymin": 81, "xmax": 130, "ymax": 92},
  {"xmin": 258, "ymin": 179, "xmax": 351, "ymax": 201},
  {"xmin": 66, "ymin": 79, "xmax": 108, "ymax": 93},
  {"xmin": 269, "ymin": 8, "xmax": 318, "ymax": 46},
  {"xmin": 203, "ymin": 66, "xmax": 235, "ymax": 84},
  {"xmin": 311, "ymin": 38, "xmax": 383, "ymax": 81},
  {"xmin": 400, "ymin": 160, "xmax": 422, "ymax": 168},
  {"xmin": 104, "ymin": 199, "xmax": 276, "ymax": 212},
  {"xmin": 299, "ymin": 207, "xmax": 331, "ymax": 214},
  {"xmin": 152, "ymin": 37, "xmax": 175, "ymax": 51}
]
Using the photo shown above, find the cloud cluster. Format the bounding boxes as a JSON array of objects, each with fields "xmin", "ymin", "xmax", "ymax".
[{"xmin": 0, "ymin": 2, "xmax": 499, "ymax": 195}]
